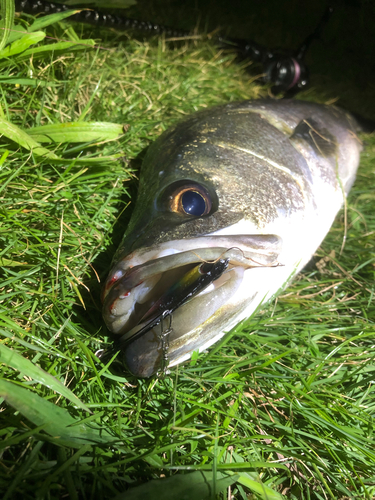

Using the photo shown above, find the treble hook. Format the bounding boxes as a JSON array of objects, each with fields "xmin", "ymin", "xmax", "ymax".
[{"xmin": 159, "ymin": 312, "xmax": 173, "ymax": 375}]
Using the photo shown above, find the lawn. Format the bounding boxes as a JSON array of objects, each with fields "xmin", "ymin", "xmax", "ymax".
[{"xmin": 0, "ymin": 1, "xmax": 375, "ymax": 499}]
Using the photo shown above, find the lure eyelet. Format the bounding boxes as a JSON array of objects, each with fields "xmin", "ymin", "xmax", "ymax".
[{"xmin": 169, "ymin": 184, "xmax": 212, "ymax": 217}]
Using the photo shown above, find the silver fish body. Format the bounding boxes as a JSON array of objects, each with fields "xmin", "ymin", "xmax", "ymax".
[{"xmin": 102, "ymin": 99, "xmax": 362, "ymax": 377}]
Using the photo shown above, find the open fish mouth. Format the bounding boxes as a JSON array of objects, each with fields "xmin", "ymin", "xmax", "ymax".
[{"xmin": 102, "ymin": 234, "xmax": 281, "ymax": 377}]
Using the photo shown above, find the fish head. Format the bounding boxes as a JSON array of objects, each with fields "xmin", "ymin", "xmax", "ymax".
[
  {"xmin": 101, "ymin": 99, "xmax": 361, "ymax": 377},
  {"xmin": 102, "ymin": 106, "xmax": 287, "ymax": 377}
]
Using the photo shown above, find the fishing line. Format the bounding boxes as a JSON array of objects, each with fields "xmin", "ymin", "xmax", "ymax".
[
  {"xmin": 190, "ymin": 247, "xmax": 280, "ymax": 267},
  {"xmin": 158, "ymin": 312, "xmax": 173, "ymax": 376},
  {"xmin": 189, "ymin": 247, "xmax": 252, "ymax": 265},
  {"xmin": 223, "ymin": 246, "xmax": 281, "ymax": 267}
]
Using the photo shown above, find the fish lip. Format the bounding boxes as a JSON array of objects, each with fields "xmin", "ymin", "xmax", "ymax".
[
  {"xmin": 102, "ymin": 243, "xmax": 232, "ymax": 333},
  {"xmin": 103, "ymin": 233, "xmax": 282, "ymax": 301},
  {"xmin": 101, "ymin": 234, "xmax": 282, "ymax": 377},
  {"xmin": 102, "ymin": 234, "xmax": 282, "ymax": 332},
  {"xmin": 111, "ymin": 257, "xmax": 231, "ymax": 350}
]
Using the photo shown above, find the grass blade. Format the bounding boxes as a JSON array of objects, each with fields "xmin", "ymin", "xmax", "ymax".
[
  {"xmin": 0, "ymin": 379, "xmax": 118, "ymax": 448},
  {"xmin": 0, "ymin": 0, "xmax": 15, "ymax": 51},
  {"xmin": 238, "ymin": 472, "xmax": 284, "ymax": 500},
  {"xmin": 0, "ymin": 31, "xmax": 46, "ymax": 58},
  {"xmin": 0, "ymin": 116, "xmax": 59, "ymax": 158},
  {"xmin": 114, "ymin": 471, "xmax": 240, "ymax": 500},
  {"xmin": 0, "ymin": 344, "xmax": 90, "ymax": 412},
  {"xmin": 27, "ymin": 121, "xmax": 124, "ymax": 143},
  {"xmin": 28, "ymin": 8, "xmax": 81, "ymax": 33}
]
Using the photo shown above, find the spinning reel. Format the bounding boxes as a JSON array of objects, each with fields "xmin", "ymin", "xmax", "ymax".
[
  {"xmin": 218, "ymin": 6, "xmax": 333, "ymax": 95},
  {"xmin": 14, "ymin": 0, "xmax": 333, "ymax": 96}
]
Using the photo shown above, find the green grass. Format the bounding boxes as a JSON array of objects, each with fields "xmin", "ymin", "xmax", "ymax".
[{"xmin": 1, "ymin": 5, "xmax": 375, "ymax": 500}]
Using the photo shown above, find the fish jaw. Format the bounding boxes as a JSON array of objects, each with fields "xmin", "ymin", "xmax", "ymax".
[{"xmin": 102, "ymin": 233, "xmax": 283, "ymax": 377}]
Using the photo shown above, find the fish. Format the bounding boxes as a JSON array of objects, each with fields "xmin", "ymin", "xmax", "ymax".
[{"xmin": 101, "ymin": 99, "xmax": 362, "ymax": 378}]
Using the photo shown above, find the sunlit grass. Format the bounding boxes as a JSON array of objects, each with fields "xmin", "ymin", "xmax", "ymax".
[{"xmin": 0, "ymin": 5, "xmax": 374, "ymax": 500}]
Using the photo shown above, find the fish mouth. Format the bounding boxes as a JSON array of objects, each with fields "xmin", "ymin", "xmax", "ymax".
[{"xmin": 102, "ymin": 234, "xmax": 282, "ymax": 377}]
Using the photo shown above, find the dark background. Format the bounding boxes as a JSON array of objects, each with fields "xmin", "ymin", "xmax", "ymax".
[{"xmin": 121, "ymin": 0, "xmax": 375, "ymax": 120}]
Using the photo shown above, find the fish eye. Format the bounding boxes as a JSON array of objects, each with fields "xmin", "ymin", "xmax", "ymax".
[{"xmin": 169, "ymin": 183, "xmax": 212, "ymax": 217}]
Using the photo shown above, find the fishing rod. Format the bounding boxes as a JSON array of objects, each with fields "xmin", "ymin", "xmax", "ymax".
[
  {"xmin": 14, "ymin": 0, "xmax": 190, "ymax": 36},
  {"xmin": 14, "ymin": 0, "xmax": 333, "ymax": 95}
]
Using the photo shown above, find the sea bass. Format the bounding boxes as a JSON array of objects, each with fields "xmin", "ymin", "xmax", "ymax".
[{"xmin": 102, "ymin": 99, "xmax": 362, "ymax": 377}]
